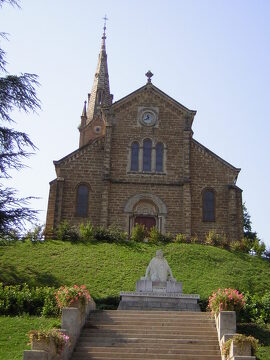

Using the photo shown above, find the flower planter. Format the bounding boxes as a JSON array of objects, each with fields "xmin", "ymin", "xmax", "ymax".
[
  {"xmin": 229, "ymin": 340, "xmax": 252, "ymax": 357},
  {"xmin": 31, "ymin": 337, "xmax": 58, "ymax": 359}
]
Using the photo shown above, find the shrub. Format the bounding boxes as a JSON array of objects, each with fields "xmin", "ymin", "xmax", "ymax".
[
  {"xmin": 161, "ymin": 232, "xmax": 174, "ymax": 243},
  {"xmin": 24, "ymin": 224, "xmax": 45, "ymax": 242},
  {"xmin": 148, "ymin": 227, "xmax": 163, "ymax": 243},
  {"xmin": 230, "ymin": 238, "xmax": 251, "ymax": 253},
  {"xmin": 208, "ymin": 288, "xmax": 245, "ymax": 316},
  {"xmin": 174, "ymin": 233, "xmax": 188, "ymax": 243},
  {"xmin": 55, "ymin": 285, "xmax": 91, "ymax": 308},
  {"xmin": 0, "ymin": 283, "xmax": 59, "ymax": 316},
  {"xmin": 56, "ymin": 221, "xmax": 79, "ymax": 242},
  {"xmin": 130, "ymin": 224, "xmax": 146, "ymax": 242},
  {"xmin": 79, "ymin": 222, "xmax": 94, "ymax": 242},
  {"xmin": 190, "ymin": 234, "xmax": 200, "ymax": 244},
  {"xmin": 252, "ymin": 239, "xmax": 266, "ymax": 257},
  {"xmin": 205, "ymin": 230, "xmax": 228, "ymax": 247},
  {"xmin": 93, "ymin": 225, "xmax": 127, "ymax": 243},
  {"xmin": 242, "ymin": 291, "xmax": 270, "ymax": 324}
]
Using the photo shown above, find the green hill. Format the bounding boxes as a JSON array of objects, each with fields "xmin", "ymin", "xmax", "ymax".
[{"xmin": 1, "ymin": 240, "xmax": 269, "ymax": 302}]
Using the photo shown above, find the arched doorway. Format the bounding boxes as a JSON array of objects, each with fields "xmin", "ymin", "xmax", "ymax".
[
  {"xmin": 134, "ymin": 215, "xmax": 156, "ymax": 234},
  {"xmin": 124, "ymin": 193, "xmax": 167, "ymax": 235}
]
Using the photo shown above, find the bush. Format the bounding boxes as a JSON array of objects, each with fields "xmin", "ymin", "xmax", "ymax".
[
  {"xmin": 252, "ymin": 238, "xmax": 266, "ymax": 257},
  {"xmin": 79, "ymin": 222, "xmax": 94, "ymax": 242},
  {"xmin": 230, "ymin": 238, "xmax": 251, "ymax": 253},
  {"xmin": 130, "ymin": 224, "xmax": 146, "ymax": 242},
  {"xmin": 208, "ymin": 288, "xmax": 245, "ymax": 316},
  {"xmin": 56, "ymin": 221, "xmax": 79, "ymax": 242},
  {"xmin": 93, "ymin": 225, "xmax": 127, "ymax": 243},
  {"xmin": 24, "ymin": 224, "xmax": 45, "ymax": 242},
  {"xmin": 205, "ymin": 230, "xmax": 228, "ymax": 247},
  {"xmin": 148, "ymin": 227, "xmax": 163, "ymax": 243},
  {"xmin": 242, "ymin": 291, "xmax": 270, "ymax": 324},
  {"xmin": 174, "ymin": 233, "xmax": 188, "ymax": 243},
  {"xmin": 0, "ymin": 283, "xmax": 59, "ymax": 316}
]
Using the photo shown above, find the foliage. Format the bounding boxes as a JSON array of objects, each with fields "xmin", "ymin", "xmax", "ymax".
[
  {"xmin": 222, "ymin": 334, "xmax": 259, "ymax": 358},
  {"xmin": 24, "ymin": 223, "xmax": 44, "ymax": 242},
  {"xmin": 0, "ymin": 283, "xmax": 59, "ymax": 316},
  {"xmin": 205, "ymin": 230, "xmax": 229, "ymax": 248},
  {"xmin": 29, "ymin": 328, "xmax": 69, "ymax": 355},
  {"xmin": 148, "ymin": 226, "xmax": 163, "ymax": 243},
  {"xmin": 174, "ymin": 233, "xmax": 188, "ymax": 243},
  {"xmin": 130, "ymin": 223, "xmax": 146, "ymax": 242},
  {"xmin": 93, "ymin": 224, "xmax": 127, "ymax": 243},
  {"xmin": 0, "ymin": 0, "xmax": 40, "ymax": 237},
  {"xmin": 242, "ymin": 291, "xmax": 270, "ymax": 325},
  {"xmin": 55, "ymin": 285, "xmax": 91, "ymax": 308},
  {"xmin": 0, "ymin": 315, "xmax": 61, "ymax": 360},
  {"xmin": 56, "ymin": 221, "xmax": 79, "ymax": 242},
  {"xmin": 79, "ymin": 222, "xmax": 94, "ymax": 242},
  {"xmin": 230, "ymin": 238, "xmax": 252, "ymax": 253},
  {"xmin": 208, "ymin": 288, "xmax": 245, "ymax": 315}
]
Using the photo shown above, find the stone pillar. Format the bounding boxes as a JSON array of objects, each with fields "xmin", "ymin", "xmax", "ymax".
[
  {"xmin": 45, "ymin": 177, "xmax": 64, "ymax": 238},
  {"xmin": 100, "ymin": 108, "xmax": 113, "ymax": 227},
  {"xmin": 183, "ymin": 126, "xmax": 192, "ymax": 237},
  {"xmin": 228, "ymin": 185, "xmax": 243, "ymax": 242}
]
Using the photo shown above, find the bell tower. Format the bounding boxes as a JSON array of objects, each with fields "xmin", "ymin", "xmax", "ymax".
[{"xmin": 78, "ymin": 16, "xmax": 113, "ymax": 147}]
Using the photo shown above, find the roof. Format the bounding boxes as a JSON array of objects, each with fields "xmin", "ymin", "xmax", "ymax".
[
  {"xmin": 191, "ymin": 138, "xmax": 241, "ymax": 173},
  {"xmin": 111, "ymin": 82, "xmax": 197, "ymax": 117}
]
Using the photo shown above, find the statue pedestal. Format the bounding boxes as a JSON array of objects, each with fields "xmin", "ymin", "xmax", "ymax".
[{"xmin": 118, "ymin": 280, "xmax": 200, "ymax": 311}]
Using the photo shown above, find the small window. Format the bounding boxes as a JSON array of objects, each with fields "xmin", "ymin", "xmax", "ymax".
[
  {"xmin": 131, "ymin": 142, "xmax": 139, "ymax": 171},
  {"xmin": 143, "ymin": 139, "xmax": 152, "ymax": 172},
  {"xmin": 203, "ymin": 189, "xmax": 215, "ymax": 221},
  {"xmin": 156, "ymin": 143, "xmax": 163, "ymax": 172},
  {"xmin": 76, "ymin": 185, "xmax": 89, "ymax": 217}
]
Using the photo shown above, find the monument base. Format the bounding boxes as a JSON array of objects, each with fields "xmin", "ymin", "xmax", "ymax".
[{"xmin": 118, "ymin": 280, "xmax": 200, "ymax": 311}]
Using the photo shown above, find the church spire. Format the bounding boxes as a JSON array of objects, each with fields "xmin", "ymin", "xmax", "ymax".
[{"xmin": 86, "ymin": 16, "xmax": 112, "ymax": 123}]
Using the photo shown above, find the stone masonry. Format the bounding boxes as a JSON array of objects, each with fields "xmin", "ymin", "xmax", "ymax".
[{"xmin": 45, "ymin": 26, "xmax": 243, "ymax": 242}]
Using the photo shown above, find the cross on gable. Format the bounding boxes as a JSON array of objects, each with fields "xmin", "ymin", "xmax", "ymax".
[{"xmin": 145, "ymin": 70, "xmax": 153, "ymax": 83}]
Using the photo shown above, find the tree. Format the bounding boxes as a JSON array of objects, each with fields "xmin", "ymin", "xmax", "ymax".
[
  {"xmin": 0, "ymin": 0, "xmax": 41, "ymax": 237},
  {"xmin": 243, "ymin": 202, "xmax": 257, "ymax": 241}
]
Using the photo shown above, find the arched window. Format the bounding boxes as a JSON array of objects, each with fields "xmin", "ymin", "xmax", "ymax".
[
  {"xmin": 76, "ymin": 184, "xmax": 89, "ymax": 217},
  {"xmin": 202, "ymin": 189, "xmax": 215, "ymax": 221},
  {"xmin": 143, "ymin": 139, "xmax": 152, "ymax": 172},
  {"xmin": 130, "ymin": 142, "xmax": 139, "ymax": 171},
  {"xmin": 156, "ymin": 142, "xmax": 164, "ymax": 172}
]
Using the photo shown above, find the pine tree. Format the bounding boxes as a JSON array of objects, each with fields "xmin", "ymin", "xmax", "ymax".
[{"xmin": 0, "ymin": 0, "xmax": 41, "ymax": 237}]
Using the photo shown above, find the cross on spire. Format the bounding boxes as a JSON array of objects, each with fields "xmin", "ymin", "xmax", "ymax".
[
  {"xmin": 145, "ymin": 70, "xmax": 153, "ymax": 83},
  {"xmin": 102, "ymin": 15, "xmax": 108, "ymax": 38}
]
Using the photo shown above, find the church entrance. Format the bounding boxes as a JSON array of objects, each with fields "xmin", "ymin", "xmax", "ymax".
[{"xmin": 134, "ymin": 216, "xmax": 156, "ymax": 233}]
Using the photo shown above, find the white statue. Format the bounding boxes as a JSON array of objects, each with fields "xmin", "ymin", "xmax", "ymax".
[{"xmin": 143, "ymin": 250, "xmax": 176, "ymax": 282}]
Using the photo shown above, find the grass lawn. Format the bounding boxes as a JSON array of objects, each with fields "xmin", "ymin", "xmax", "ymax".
[
  {"xmin": 0, "ymin": 240, "xmax": 269, "ymax": 358},
  {"xmin": 0, "ymin": 240, "xmax": 270, "ymax": 302},
  {"xmin": 0, "ymin": 315, "xmax": 60, "ymax": 360}
]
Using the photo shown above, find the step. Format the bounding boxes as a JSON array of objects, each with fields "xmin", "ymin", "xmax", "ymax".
[
  {"xmin": 76, "ymin": 341, "xmax": 220, "ymax": 350},
  {"xmin": 74, "ymin": 346, "xmax": 220, "ymax": 355},
  {"xmin": 71, "ymin": 353, "xmax": 221, "ymax": 360},
  {"xmin": 71, "ymin": 310, "xmax": 221, "ymax": 360},
  {"xmin": 77, "ymin": 337, "xmax": 219, "ymax": 346}
]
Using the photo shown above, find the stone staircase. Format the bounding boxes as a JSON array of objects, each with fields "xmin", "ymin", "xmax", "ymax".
[{"xmin": 71, "ymin": 310, "xmax": 221, "ymax": 359}]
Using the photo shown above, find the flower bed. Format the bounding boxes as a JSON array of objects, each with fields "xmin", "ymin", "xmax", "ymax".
[
  {"xmin": 208, "ymin": 288, "xmax": 245, "ymax": 315},
  {"xmin": 55, "ymin": 285, "xmax": 91, "ymax": 308}
]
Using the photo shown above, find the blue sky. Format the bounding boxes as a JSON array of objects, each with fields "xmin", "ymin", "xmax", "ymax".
[{"xmin": 0, "ymin": 0, "xmax": 269, "ymax": 246}]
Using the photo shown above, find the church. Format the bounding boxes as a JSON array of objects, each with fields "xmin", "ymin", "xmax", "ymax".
[{"xmin": 45, "ymin": 25, "xmax": 243, "ymax": 242}]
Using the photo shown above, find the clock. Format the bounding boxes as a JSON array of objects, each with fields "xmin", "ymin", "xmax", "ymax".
[{"xmin": 142, "ymin": 111, "xmax": 156, "ymax": 126}]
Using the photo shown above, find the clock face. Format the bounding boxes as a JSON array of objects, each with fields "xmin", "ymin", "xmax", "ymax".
[{"xmin": 142, "ymin": 111, "xmax": 155, "ymax": 125}]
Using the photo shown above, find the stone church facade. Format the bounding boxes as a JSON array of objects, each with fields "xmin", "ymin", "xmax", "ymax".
[{"xmin": 45, "ymin": 27, "xmax": 243, "ymax": 241}]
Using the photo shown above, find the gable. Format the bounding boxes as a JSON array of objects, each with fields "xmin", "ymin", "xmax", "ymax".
[{"xmin": 111, "ymin": 82, "xmax": 196, "ymax": 125}]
